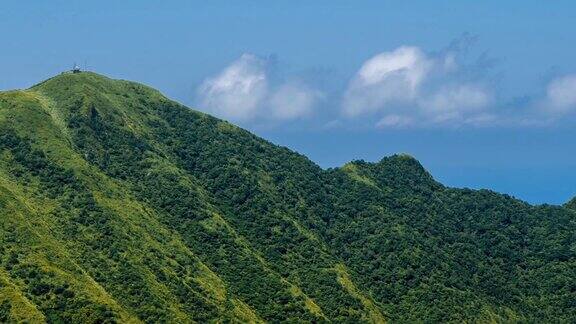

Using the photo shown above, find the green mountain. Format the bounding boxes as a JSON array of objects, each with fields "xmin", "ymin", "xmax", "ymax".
[{"xmin": 0, "ymin": 72, "xmax": 574, "ymax": 323}]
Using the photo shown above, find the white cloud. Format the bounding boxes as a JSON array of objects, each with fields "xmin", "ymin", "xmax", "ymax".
[
  {"xmin": 198, "ymin": 54, "xmax": 268, "ymax": 121},
  {"xmin": 197, "ymin": 54, "xmax": 322, "ymax": 123},
  {"xmin": 198, "ymin": 46, "xmax": 576, "ymax": 129},
  {"xmin": 545, "ymin": 75, "xmax": 576, "ymax": 114},
  {"xmin": 343, "ymin": 46, "xmax": 431, "ymax": 117},
  {"xmin": 422, "ymin": 84, "xmax": 490, "ymax": 113},
  {"xmin": 269, "ymin": 83, "xmax": 322, "ymax": 120},
  {"xmin": 342, "ymin": 45, "xmax": 494, "ymax": 128}
]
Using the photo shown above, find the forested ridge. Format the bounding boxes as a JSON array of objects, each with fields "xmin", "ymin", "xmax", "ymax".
[{"xmin": 0, "ymin": 72, "xmax": 574, "ymax": 323}]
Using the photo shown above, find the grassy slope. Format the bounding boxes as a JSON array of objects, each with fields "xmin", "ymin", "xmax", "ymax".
[
  {"xmin": 0, "ymin": 84, "xmax": 255, "ymax": 322},
  {"xmin": 0, "ymin": 73, "xmax": 383, "ymax": 322}
]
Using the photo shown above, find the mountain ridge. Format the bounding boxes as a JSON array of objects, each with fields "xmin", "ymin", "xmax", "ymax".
[
  {"xmin": 0, "ymin": 72, "xmax": 574, "ymax": 323},
  {"xmin": 8, "ymin": 71, "xmax": 573, "ymax": 206}
]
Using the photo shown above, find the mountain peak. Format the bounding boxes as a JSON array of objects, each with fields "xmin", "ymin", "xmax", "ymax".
[
  {"xmin": 341, "ymin": 153, "xmax": 439, "ymax": 190},
  {"xmin": 31, "ymin": 71, "xmax": 113, "ymax": 88},
  {"xmin": 30, "ymin": 71, "xmax": 164, "ymax": 103},
  {"xmin": 26, "ymin": 71, "xmax": 171, "ymax": 128}
]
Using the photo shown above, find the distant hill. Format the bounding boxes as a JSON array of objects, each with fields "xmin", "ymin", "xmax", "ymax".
[{"xmin": 0, "ymin": 72, "xmax": 574, "ymax": 323}]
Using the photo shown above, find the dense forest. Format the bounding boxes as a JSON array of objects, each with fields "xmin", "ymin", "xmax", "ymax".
[{"xmin": 0, "ymin": 72, "xmax": 574, "ymax": 323}]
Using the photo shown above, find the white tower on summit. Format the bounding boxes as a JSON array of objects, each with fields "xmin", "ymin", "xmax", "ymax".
[{"xmin": 72, "ymin": 63, "xmax": 81, "ymax": 73}]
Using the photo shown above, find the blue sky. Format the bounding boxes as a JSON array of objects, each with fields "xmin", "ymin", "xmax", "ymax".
[{"xmin": 2, "ymin": 1, "xmax": 576, "ymax": 204}]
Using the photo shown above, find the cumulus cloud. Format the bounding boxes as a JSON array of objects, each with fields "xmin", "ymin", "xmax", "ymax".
[
  {"xmin": 198, "ymin": 54, "xmax": 268, "ymax": 122},
  {"xmin": 197, "ymin": 54, "xmax": 322, "ymax": 123},
  {"xmin": 342, "ymin": 45, "xmax": 494, "ymax": 128},
  {"xmin": 198, "ymin": 44, "xmax": 576, "ymax": 129},
  {"xmin": 419, "ymin": 84, "xmax": 492, "ymax": 124},
  {"xmin": 268, "ymin": 83, "xmax": 322, "ymax": 120},
  {"xmin": 544, "ymin": 75, "xmax": 576, "ymax": 114},
  {"xmin": 343, "ymin": 46, "xmax": 431, "ymax": 117},
  {"xmin": 422, "ymin": 84, "xmax": 490, "ymax": 113}
]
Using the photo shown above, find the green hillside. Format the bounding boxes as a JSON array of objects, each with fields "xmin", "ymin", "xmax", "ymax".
[{"xmin": 0, "ymin": 72, "xmax": 574, "ymax": 323}]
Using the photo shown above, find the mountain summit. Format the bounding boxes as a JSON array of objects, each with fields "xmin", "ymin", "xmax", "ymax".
[{"xmin": 0, "ymin": 73, "xmax": 574, "ymax": 323}]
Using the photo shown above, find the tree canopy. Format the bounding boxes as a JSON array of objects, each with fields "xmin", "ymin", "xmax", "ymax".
[{"xmin": 0, "ymin": 72, "xmax": 574, "ymax": 323}]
